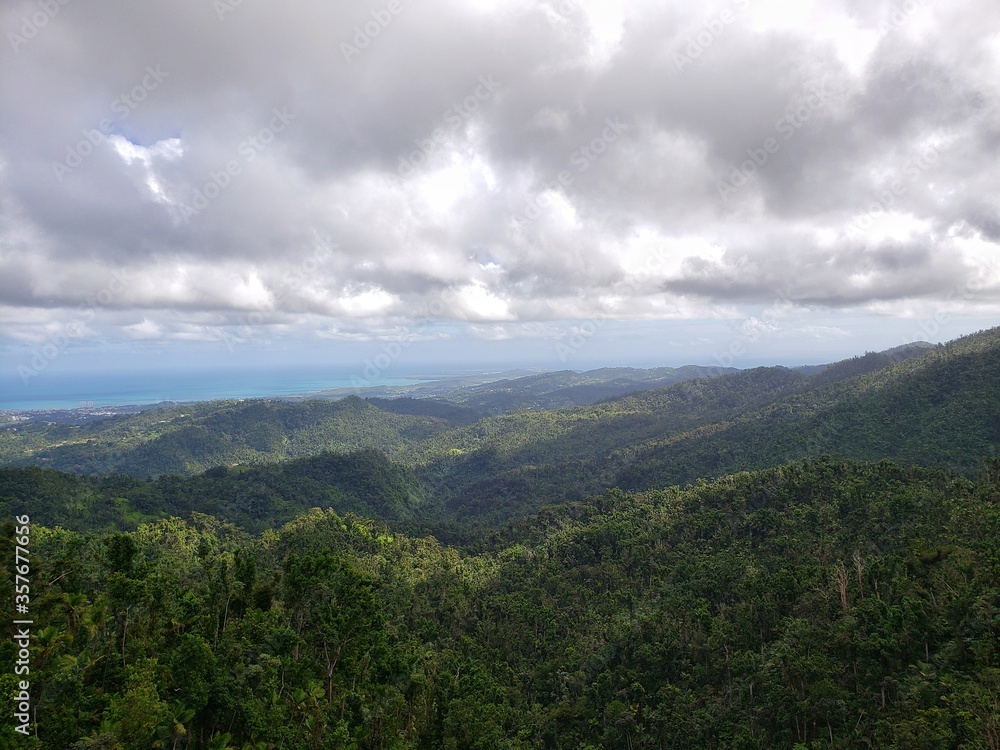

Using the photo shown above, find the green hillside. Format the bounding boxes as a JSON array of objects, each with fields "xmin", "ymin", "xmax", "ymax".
[
  {"xmin": 0, "ymin": 396, "xmax": 454, "ymax": 477},
  {"xmin": 0, "ymin": 365, "xmax": 739, "ymax": 477},
  {"xmin": 3, "ymin": 458, "xmax": 998, "ymax": 748},
  {"xmin": 617, "ymin": 327, "xmax": 1000, "ymax": 491},
  {"xmin": 0, "ymin": 448, "xmax": 431, "ymax": 534},
  {"xmin": 410, "ymin": 330, "xmax": 999, "ymax": 524},
  {"xmin": 2, "ymin": 328, "xmax": 998, "ymax": 529},
  {"xmin": 2, "ymin": 329, "xmax": 999, "ymax": 747},
  {"xmin": 435, "ymin": 365, "xmax": 734, "ymax": 413}
]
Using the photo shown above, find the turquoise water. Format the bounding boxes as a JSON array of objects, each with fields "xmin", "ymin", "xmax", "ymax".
[{"xmin": 1, "ymin": 367, "xmax": 424, "ymax": 410}]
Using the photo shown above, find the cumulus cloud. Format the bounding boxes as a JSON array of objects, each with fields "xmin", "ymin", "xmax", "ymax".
[{"xmin": 1, "ymin": 0, "xmax": 998, "ymax": 368}]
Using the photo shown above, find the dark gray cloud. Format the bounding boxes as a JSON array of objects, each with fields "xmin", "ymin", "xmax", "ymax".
[{"xmin": 664, "ymin": 240, "xmax": 962, "ymax": 306}]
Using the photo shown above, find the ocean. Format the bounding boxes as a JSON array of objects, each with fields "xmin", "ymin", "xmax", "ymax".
[{"xmin": 1, "ymin": 367, "xmax": 423, "ymax": 411}]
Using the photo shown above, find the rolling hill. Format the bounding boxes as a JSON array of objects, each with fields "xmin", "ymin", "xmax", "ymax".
[
  {"xmin": 0, "ymin": 328, "xmax": 996, "ymax": 528},
  {"xmin": 0, "ymin": 396, "xmax": 453, "ymax": 477},
  {"xmin": 5, "ymin": 457, "xmax": 999, "ymax": 748}
]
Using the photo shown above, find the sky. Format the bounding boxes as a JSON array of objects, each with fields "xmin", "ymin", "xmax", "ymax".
[{"xmin": 1, "ymin": 0, "xmax": 999, "ymax": 393}]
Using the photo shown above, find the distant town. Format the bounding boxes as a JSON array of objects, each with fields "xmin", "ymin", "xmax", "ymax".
[{"xmin": 0, "ymin": 402, "xmax": 179, "ymax": 425}]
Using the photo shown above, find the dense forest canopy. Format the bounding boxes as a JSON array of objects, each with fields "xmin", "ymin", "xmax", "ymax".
[{"xmin": 2, "ymin": 459, "xmax": 999, "ymax": 748}]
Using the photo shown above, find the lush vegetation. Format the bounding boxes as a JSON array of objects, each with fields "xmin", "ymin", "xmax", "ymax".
[
  {"xmin": 0, "ymin": 397, "xmax": 455, "ymax": 478},
  {"xmin": 2, "ymin": 328, "xmax": 998, "ymax": 747},
  {"xmin": 429, "ymin": 365, "xmax": 736, "ymax": 414},
  {"xmin": 3, "ymin": 332, "xmax": 996, "ymax": 527},
  {"xmin": 2, "ymin": 458, "xmax": 999, "ymax": 748},
  {"xmin": 0, "ymin": 449, "xmax": 431, "ymax": 535},
  {"xmin": 0, "ymin": 364, "xmax": 737, "ymax": 477}
]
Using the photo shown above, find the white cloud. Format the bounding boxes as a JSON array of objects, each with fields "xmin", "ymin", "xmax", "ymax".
[
  {"xmin": 339, "ymin": 286, "xmax": 398, "ymax": 317},
  {"xmin": 447, "ymin": 282, "xmax": 514, "ymax": 321},
  {"xmin": 110, "ymin": 135, "xmax": 183, "ymax": 204},
  {"xmin": 124, "ymin": 318, "xmax": 163, "ymax": 340},
  {"xmin": 0, "ymin": 0, "xmax": 996, "ymax": 365}
]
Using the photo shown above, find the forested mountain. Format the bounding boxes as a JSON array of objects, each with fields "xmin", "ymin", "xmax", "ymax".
[
  {"xmin": 3, "ymin": 458, "xmax": 998, "ymax": 748},
  {"xmin": 0, "ymin": 335, "xmax": 982, "ymax": 479},
  {"xmin": 0, "ymin": 396, "xmax": 454, "ymax": 477},
  {"xmin": 430, "ymin": 365, "xmax": 734, "ymax": 413},
  {"xmin": 419, "ymin": 329, "xmax": 999, "ymax": 523},
  {"xmin": 2, "ymin": 329, "xmax": 997, "ymax": 529},
  {"xmin": 2, "ymin": 329, "xmax": 999, "ymax": 747},
  {"xmin": 616, "ymin": 327, "xmax": 1000, "ymax": 490},
  {"xmin": 0, "ymin": 449, "xmax": 431, "ymax": 534},
  {"xmin": 3, "ymin": 329, "xmax": 995, "ymax": 531},
  {"xmin": 0, "ymin": 364, "xmax": 739, "ymax": 477},
  {"xmin": 278, "ymin": 364, "xmax": 740, "ymax": 412}
]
